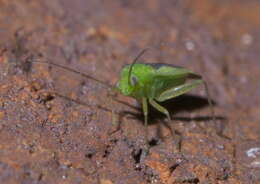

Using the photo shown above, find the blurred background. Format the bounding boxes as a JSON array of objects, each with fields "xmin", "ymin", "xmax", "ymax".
[{"xmin": 0, "ymin": 0, "xmax": 259, "ymax": 184}]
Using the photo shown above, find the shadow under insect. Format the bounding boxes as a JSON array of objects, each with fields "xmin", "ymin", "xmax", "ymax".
[
  {"xmin": 121, "ymin": 94, "xmax": 227, "ymax": 144},
  {"xmin": 123, "ymin": 94, "xmax": 224, "ymax": 124}
]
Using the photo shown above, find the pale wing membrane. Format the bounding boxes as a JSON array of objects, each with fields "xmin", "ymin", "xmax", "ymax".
[
  {"xmin": 156, "ymin": 79, "xmax": 203, "ymax": 102},
  {"xmin": 150, "ymin": 73, "xmax": 188, "ymax": 99}
]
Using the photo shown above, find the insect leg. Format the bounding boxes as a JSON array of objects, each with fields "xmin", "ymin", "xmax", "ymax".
[
  {"xmin": 157, "ymin": 79, "xmax": 215, "ymax": 124},
  {"xmin": 107, "ymin": 89, "xmax": 119, "ymax": 134},
  {"xmin": 142, "ymin": 97, "xmax": 149, "ymax": 152},
  {"xmin": 156, "ymin": 79, "xmax": 203, "ymax": 102},
  {"xmin": 149, "ymin": 98, "xmax": 182, "ymax": 152},
  {"xmin": 148, "ymin": 98, "xmax": 171, "ymax": 121},
  {"xmin": 202, "ymin": 81, "xmax": 216, "ymax": 124}
]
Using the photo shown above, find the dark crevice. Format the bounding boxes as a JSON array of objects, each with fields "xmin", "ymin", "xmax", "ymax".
[
  {"xmin": 177, "ymin": 178, "xmax": 200, "ymax": 184},
  {"xmin": 149, "ymin": 138, "xmax": 159, "ymax": 147},
  {"xmin": 132, "ymin": 149, "xmax": 142, "ymax": 164},
  {"xmin": 102, "ymin": 149, "xmax": 110, "ymax": 158},
  {"xmin": 37, "ymin": 93, "xmax": 55, "ymax": 105},
  {"xmin": 186, "ymin": 178, "xmax": 200, "ymax": 183},
  {"xmin": 85, "ymin": 153, "xmax": 93, "ymax": 159},
  {"xmin": 109, "ymin": 138, "xmax": 118, "ymax": 144},
  {"xmin": 102, "ymin": 145, "xmax": 111, "ymax": 158},
  {"xmin": 169, "ymin": 163, "xmax": 179, "ymax": 173}
]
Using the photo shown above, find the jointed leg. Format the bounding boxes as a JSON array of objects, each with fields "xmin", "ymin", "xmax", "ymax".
[
  {"xmin": 157, "ymin": 79, "xmax": 215, "ymax": 124},
  {"xmin": 149, "ymin": 98, "xmax": 171, "ymax": 121},
  {"xmin": 107, "ymin": 89, "xmax": 120, "ymax": 134},
  {"xmin": 203, "ymin": 81, "xmax": 215, "ymax": 124},
  {"xmin": 157, "ymin": 80, "xmax": 203, "ymax": 102},
  {"xmin": 142, "ymin": 97, "xmax": 149, "ymax": 152},
  {"xmin": 149, "ymin": 98, "xmax": 182, "ymax": 152}
]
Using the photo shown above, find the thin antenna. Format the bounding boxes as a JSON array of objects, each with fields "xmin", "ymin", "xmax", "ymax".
[
  {"xmin": 128, "ymin": 48, "xmax": 150, "ymax": 86},
  {"xmin": 30, "ymin": 60, "xmax": 113, "ymax": 89},
  {"xmin": 127, "ymin": 43, "xmax": 167, "ymax": 86},
  {"xmin": 203, "ymin": 81, "xmax": 216, "ymax": 124}
]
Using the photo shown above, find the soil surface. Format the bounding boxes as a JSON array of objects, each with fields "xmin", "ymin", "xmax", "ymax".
[{"xmin": 0, "ymin": 0, "xmax": 259, "ymax": 184}]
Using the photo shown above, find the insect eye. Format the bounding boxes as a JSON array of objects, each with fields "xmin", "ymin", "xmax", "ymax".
[{"xmin": 130, "ymin": 75, "xmax": 138, "ymax": 86}]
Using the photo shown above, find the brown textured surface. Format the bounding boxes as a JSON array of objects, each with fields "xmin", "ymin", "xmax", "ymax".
[{"xmin": 0, "ymin": 0, "xmax": 259, "ymax": 183}]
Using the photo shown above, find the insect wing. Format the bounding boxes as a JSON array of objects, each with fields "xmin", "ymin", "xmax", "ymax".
[{"xmin": 149, "ymin": 65, "xmax": 192, "ymax": 98}]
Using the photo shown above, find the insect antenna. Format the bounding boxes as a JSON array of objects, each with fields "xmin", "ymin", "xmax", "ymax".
[
  {"xmin": 28, "ymin": 59, "xmax": 140, "ymax": 112},
  {"xmin": 128, "ymin": 48, "xmax": 150, "ymax": 86},
  {"xmin": 29, "ymin": 60, "xmax": 113, "ymax": 89},
  {"xmin": 127, "ymin": 43, "xmax": 167, "ymax": 86}
]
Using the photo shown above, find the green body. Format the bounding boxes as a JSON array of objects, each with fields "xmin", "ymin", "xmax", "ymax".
[{"xmin": 116, "ymin": 63, "xmax": 201, "ymax": 102}]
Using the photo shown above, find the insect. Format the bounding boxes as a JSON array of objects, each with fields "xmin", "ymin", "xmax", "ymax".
[{"xmin": 31, "ymin": 48, "xmax": 215, "ymax": 152}]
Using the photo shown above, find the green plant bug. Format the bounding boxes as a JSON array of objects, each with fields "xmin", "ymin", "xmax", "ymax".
[{"xmin": 31, "ymin": 48, "xmax": 215, "ymax": 152}]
